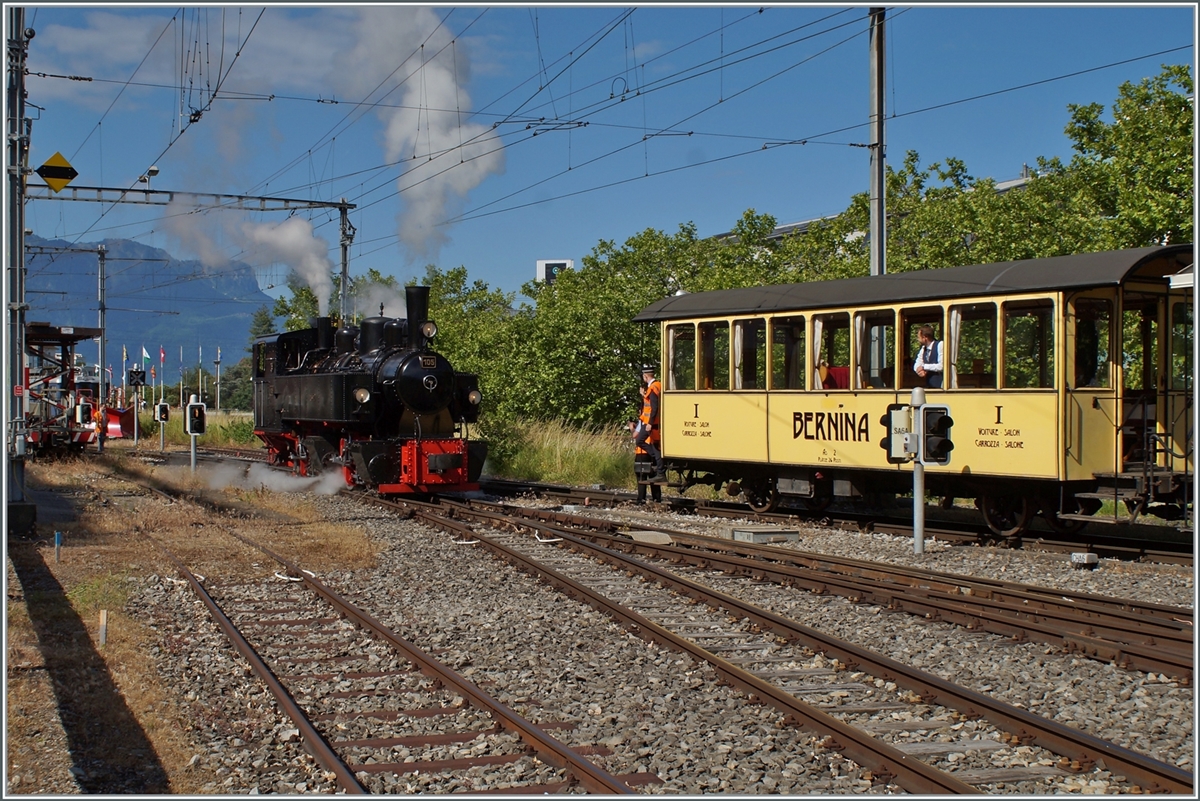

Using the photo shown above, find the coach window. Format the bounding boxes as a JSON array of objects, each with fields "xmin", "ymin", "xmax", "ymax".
[
  {"xmin": 769, "ymin": 316, "xmax": 805, "ymax": 390},
  {"xmin": 698, "ymin": 321, "xmax": 730, "ymax": 391},
  {"xmin": 949, "ymin": 303, "xmax": 997, "ymax": 389},
  {"xmin": 667, "ymin": 324, "xmax": 696, "ymax": 391},
  {"xmin": 854, "ymin": 310, "xmax": 894, "ymax": 389},
  {"xmin": 733, "ymin": 318, "xmax": 767, "ymax": 390},
  {"xmin": 900, "ymin": 308, "xmax": 944, "ymax": 389},
  {"xmin": 811, "ymin": 312, "xmax": 850, "ymax": 390},
  {"xmin": 1171, "ymin": 301, "xmax": 1192, "ymax": 391},
  {"xmin": 1121, "ymin": 296, "xmax": 1159, "ymax": 392},
  {"xmin": 1003, "ymin": 300, "xmax": 1055, "ymax": 389},
  {"xmin": 1072, "ymin": 298, "xmax": 1112, "ymax": 389}
]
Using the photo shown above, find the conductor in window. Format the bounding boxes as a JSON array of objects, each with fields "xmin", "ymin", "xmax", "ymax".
[{"xmin": 913, "ymin": 325, "xmax": 943, "ymax": 388}]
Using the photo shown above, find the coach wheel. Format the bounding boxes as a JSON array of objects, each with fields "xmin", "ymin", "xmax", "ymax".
[
  {"xmin": 980, "ymin": 492, "xmax": 1033, "ymax": 538},
  {"xmin": 746, "ymin": 485, "xmax": 780, "ymax": 514},
  {"xmin": 803, "ymin": 480, "xmax": 834, "ymax": 513}
]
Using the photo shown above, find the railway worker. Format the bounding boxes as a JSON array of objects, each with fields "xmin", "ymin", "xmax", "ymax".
[
  {"xmin": 95, "ymin": 404, "xmax": 107, "ymax": 453},
  {"xmin": 635, "ymin": 364, "xmax": 667, "ymax": 484},
  {"xmin": 913, "ymin": 325, "xmax": 943, "ymax": 388}
]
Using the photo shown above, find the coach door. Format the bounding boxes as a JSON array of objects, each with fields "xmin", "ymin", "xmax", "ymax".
[
  {"xmin": 1165, "ymin": 292, "xmax": 1193, "ymax": 474},
  {"xmin": 1064, "ymin": 292, "xmax": 1118, "ymax": 481},
  {"xmin": 1119, "ymin": 287, "xmax": 1167, "ymax": 471}
]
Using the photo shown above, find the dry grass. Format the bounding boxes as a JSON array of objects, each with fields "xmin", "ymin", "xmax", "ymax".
[{"xmin": 7, "ymin": 450, "xmax": 380, "ymax": 793}]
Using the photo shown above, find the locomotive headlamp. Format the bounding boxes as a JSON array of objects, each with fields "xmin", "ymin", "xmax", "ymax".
[
  {"xmin": 419, "ymin": 320, "xmax": 438, "ymax": 339},
  {"xmin": 354, "ymin": 387, "xmax": 371, "ymax": 404},
  {"xmin": 468, "ymin": 389, "xmax": 483, "ymax": 405}
]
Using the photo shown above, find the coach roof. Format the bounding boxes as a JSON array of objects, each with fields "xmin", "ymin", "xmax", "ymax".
[{"xmin": 633, "ymin": 245, "xmax": 1194, "ymax": 323}]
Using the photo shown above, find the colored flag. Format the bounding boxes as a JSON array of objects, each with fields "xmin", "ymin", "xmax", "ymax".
[
  {"xmin": 217, "ymin": 346, "xmax": 221, "ymax": 362},
  {"xmin": 160, "ymin": 345, "xmax": 165, "ymax": 364},
  {"xmin": 142, "ymin": 346, "xmax": 150, "ymax": 362},
  {"xmin": 122, "ymin": 345, "xmax": 127, "ymax": 363},
  {"xmin": 150, "ymin": 367, "xmax": 156, "ymax": 380}
]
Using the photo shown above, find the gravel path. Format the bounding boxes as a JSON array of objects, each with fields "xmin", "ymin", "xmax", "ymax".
[{"xmin": 122, "ymin": 491, "xmax": 1194, "ymax": 794}]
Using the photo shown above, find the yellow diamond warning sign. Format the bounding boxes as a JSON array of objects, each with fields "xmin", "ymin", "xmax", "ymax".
[{"xmin": 35, "ymin": 152, "xmax": 78, "ymax": 193}]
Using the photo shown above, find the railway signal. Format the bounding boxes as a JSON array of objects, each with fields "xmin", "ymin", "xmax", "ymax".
[
  {"xmin": 154, "ymin": 402, "xmax": 170, "ymax": 423},
  {"xmin": 128, "ymin": 369, "xmax": 146, "ymax": 387},
  {"xmin": 186, "ymin": 400, "xmax": 207, "ymax": 435},
  {"xmin": 879, "ymin": 403, "xmax": 916, "ymax": 464},
  {"xmin": 918, "ymin": 404, "xmax": 954, "ymax": 466}
]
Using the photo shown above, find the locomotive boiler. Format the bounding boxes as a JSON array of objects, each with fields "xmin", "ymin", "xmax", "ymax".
[{"xmin": 252, "ymin": 285, "xmax": 486, "ymax": 494}]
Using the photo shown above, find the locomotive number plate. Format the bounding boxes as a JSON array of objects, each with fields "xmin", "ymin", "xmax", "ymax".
[{"xmin": 420, "ymin": 356, "xmax": 437, "ymax": 369}]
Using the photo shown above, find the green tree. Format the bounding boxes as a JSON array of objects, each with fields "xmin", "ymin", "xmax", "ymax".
[{"xmin": 247, "ymin": 305, "xmax": 277, "ymax": 352}]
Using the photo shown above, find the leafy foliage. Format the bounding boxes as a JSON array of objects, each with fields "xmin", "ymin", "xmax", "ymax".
[{"xmin": 267, "ymin": 66, "xmax": 1191, "ymax": 444}]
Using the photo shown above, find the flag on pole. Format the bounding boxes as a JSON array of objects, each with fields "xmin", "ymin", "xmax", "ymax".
[
  {"xmin": 122, "ymin": 345, "xmax": 128, "ymax": 363},
  {"xmin": 160, "ymin": 345, "xmax": 165, "ymax": 364},
  {"xmin": 142, "ymin": 346, "xmax": 150, "ymax": 363},
  {"xmin": 150, "ymin": 366, "xmax": 156, "ymax": 380},
  {"xmin": 217, "ymin": 346, "xmax": 221, "ymax": 362}
]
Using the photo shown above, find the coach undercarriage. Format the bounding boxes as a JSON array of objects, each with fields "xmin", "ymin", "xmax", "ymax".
[{"xmin": 668, "ymin": 458, "xmax": 1191, "ymax": 539}]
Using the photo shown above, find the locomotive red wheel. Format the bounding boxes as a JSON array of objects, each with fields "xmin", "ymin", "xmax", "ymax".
[{"xmin": 980, "ymin": 492, "xmax": 1033, "ymax": 538}]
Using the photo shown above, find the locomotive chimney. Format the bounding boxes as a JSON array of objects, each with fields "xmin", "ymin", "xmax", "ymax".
[
  {"xmin": 406, "ymin": 285, "xmax": 431, "ymax": 347},
  {"xmin": 313, "ymin": 317, "xmax": 333, "ymax": 352}
]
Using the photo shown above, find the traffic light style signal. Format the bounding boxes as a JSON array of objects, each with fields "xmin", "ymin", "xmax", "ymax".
[
  {"xmin": 186, "ymin": 402, "xmax": 206, "ymax": 435},
  {"xmin": 878, "ymin": 403, "xmax": 915, "ymax": 464},
  {"xmin": 155, "ymin": 403, "xmax": 170, "ymax": 423},
  {"xmin": 75, "ymin": 402, "xmax": 93, "ymax": 425},
  {"xmin": 919, "ymin": 404, "xmax": 954, "ymax": 466}
]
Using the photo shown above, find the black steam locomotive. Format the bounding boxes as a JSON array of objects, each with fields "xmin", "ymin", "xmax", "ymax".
[{"xmin": 252, "ymin": 285, "xmax": 486, "ymax": 494}]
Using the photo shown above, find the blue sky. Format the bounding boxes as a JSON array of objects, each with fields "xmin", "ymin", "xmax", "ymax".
[{"xmin": 19, "ymin": 4, "xmax": 1197, "ymax": 314}]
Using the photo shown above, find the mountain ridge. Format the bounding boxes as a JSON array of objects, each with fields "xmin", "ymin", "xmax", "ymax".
[{"xmin": 24, "ymin": 234, "xmax": 276, "ymax": 375}]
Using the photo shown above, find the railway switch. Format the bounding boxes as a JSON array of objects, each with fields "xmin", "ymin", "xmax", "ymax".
[{"xmin": 918, "ymin": 404, "xmax": 954, "ymax": 466}]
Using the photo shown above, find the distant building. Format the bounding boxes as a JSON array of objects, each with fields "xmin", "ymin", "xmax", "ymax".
[{"xmin": 536, "ymin": 259, "xmax": 573, "ymax": 285}]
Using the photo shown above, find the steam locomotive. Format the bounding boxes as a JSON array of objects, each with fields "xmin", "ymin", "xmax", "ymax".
[{"xmin": 252, "ymin": 285, "xmax": 487, "ymax": 494}]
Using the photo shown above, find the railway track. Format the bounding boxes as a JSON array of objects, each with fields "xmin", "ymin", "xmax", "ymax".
[
  {"xmin": 367, "ymin": 493, "xmax": 1192, "ymax": 795},
  {"xmin": 479, "ymin": 477, "xmax": 1194, "ymax": 566},
  {"xmin": 140, "ymin": 525, "xmax": 646, "ymax": 794},
  {"xmin": 470, "ymin": 498, "xmax": 1193, "ymax": 682}
]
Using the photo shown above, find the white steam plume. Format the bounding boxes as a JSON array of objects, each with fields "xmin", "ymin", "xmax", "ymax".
[
  {"xmin": 334, "ymin": 9, "xmax": 506, "ymax": 262},
  {"xmin": 240, "ymin": 217, "xmax": 334, "ymax": 315},
  {"xmin": 201, "ymin": 461, "xmax": 347, "ymax": 495}
]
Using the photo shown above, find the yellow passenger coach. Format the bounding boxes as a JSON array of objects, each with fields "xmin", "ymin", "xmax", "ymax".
[{"xmin": 633, "ymin": 245, "xmax": 1193, "ymax": 537}]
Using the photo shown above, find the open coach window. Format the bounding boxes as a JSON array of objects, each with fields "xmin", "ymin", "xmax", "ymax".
[
  {"xmin": 770, "ymin": 316, "xmax": 805, "ymax": 390},
  {"xmin": 1003, "ymin": 300, "xmax": 1055, "ymax": 388},
  {"xmin": 949, "ymin": 303, "xmax": 997, "ymax": 389},
  {"xmin": 667, "ymin": 324, "xmax": 695, "ymax": 390},
  {"xmin": 733, "ymin": 319, "xmax": 767, "ymax": 390},
  {"xmin": 853, "ymin": 310, "xmax": 894, "ymax": 389},
  {"xmin": 900, "ymin": 308, "xmax": 943, "ymax": 389},
  {"xmin": 698, "ymin": 321, "xmax": 730, "ymax": 391},
  {"xmin": 810, "ymin": 312, "xmax": 850, "ymax": 390}
]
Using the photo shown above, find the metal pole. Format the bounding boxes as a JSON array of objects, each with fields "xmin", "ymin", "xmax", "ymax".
[
  {"xmin": 189, "ymin": 393, "xmax": 197, "ymax": 472},
  {"xmin": 868, "ymin": 7, "xmax": 888, "ymax": 382},
  {"xmin": 339, "ymin": 202, "xmax": 355, "ymax": 324},
  {"xmin": 214, "ymin": 357, "xmax": 220, "ymax": 412},
  {"xmin": 97, "ymin": 245, "xmax": 106, "ymax": 452},
  {"xmin": 911, "ymin": 386, "xmax": 926, "ymax": 555},
  {"xmin": 868, "ymin": 7, "xmax": 886, "ymax": 279},
  {"xmin": 7, "ymin": 10, "xmax": 30, "ymax": 515}
]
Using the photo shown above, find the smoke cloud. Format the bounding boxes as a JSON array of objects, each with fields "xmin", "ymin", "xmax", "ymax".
[
  {"xmin": 239, "ymin": 218, "xmax": 335, "ymax": 316},
  {"xmin": 201, "ymin": 461, "xmax": 347, "ymax": 495},
  {"xmin": 333, "ymin": 8, "xmax": 506, "ymax": 262}
]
